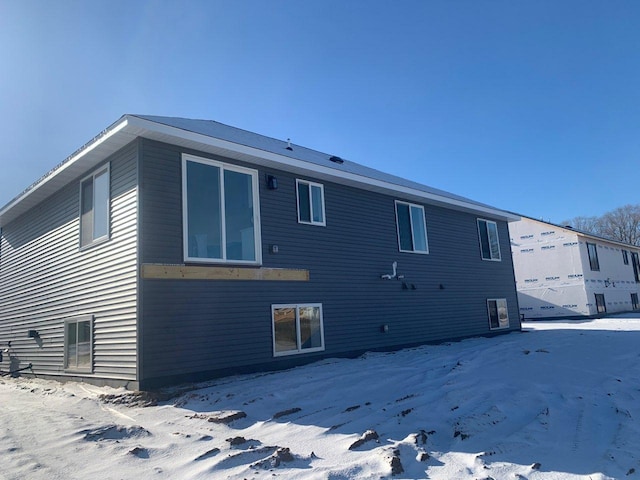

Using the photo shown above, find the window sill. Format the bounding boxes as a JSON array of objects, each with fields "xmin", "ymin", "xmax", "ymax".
[
  {"xmin": 274, "ymin": 347, "xmax": 325, "ymax": 357},
  {"xmin": 79, "ymin": 236, "xmax": 110, "ymax": 252}
]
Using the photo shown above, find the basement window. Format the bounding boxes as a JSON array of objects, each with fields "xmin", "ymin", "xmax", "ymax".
[
  {"xmin": 296, "ymin": 179, "xmax": 325, "ymax": 226},
  {"xmin": 80, "ymin": 165, "xmax": 110, "ymax": 247},
  {"xmin": 487, "ymin": 299, "xmax": 509, "ymax": 330},
  {"xmin": 64, "ymin": 316, "xmax": 93, "ymax": 372},
  {"xmin": 272, "ymin": 304, "xmax": 325, "ymax": 356}
]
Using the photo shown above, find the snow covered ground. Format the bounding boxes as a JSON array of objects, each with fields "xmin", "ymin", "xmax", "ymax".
[{"xmin": 2, "ymin": 315, "xmax": 640, "ymax": 480}]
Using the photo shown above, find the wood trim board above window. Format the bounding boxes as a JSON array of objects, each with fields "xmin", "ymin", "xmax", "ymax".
[
  {"xmin": 395, "ymin": 201, "xmax": 429, "ymax": 254},
  {"xmin": 477, "ymin": 219, "xmax": 501, "ymax": 261},
  {"xmin": 182, "ymin": 154, "xmax": 262, "ymax": 265},
  {"xmin": 80, "ymin": 164, "xmax": 110, "ymax": 248},
  {"xmin": 296, "ymin": 179, "xmax": 326, "ymax": 226}
]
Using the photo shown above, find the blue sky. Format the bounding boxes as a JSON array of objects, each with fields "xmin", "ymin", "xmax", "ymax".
[{"xmin": 1, "ymin": 0, "xmax": 639, "ymax": 224}]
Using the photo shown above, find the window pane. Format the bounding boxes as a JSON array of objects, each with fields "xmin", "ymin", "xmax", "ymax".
[
  {"xmin": 299, "ymin": 306, "xmax": 322, "ymax": 350},
  {"xmin": 410, "ymin": 205, "xmax": 427, "ymax": 252},
  {"xmin": 66, "ymin": 322, "xmax": 77, "ymax": 367},
  {"xmin": 80, "ymin": 179, "xmax": 93, "ymax": 246},
  {"xmin": 396, "ymin": 203, "xmax": 413, "ymax": 251},
  {"xmin": 487, "ymin": 221, "xmax": 500, "ymax": 260},
  {"xmin": 488, "ymin": 300, "xmax": 499, "ymax": 328},
  {"xmin": 76, "ymin": 321, "xmax": 92, "ymax": 368},
  {"xmin": 298, "ymin": 183, "xmax": 311, "ymax": 223},
  {"xmin": 93, "ymin": 170, "xmax": 109, "ymax": 239},
  {"xmin": 587, "ymin": 243, "xmax": 600, "ymax": 271},
  {"xmin": 274, "ymin": 308, "xmax": 298, "ymax": 353},
  {"xmin": 186, "ymin": 161, "xmax": 222, "ymax": 259},
  {"xmin": 496, "ymin": 299, "xmax": 509, "ymax": 328},
  {"xmin": 311, "ymin": 185, "xmax": 324, "ymax": 223},
  {"xmin": 478, "ymin": 220, "xmax": 491, "ymax": 259},
  {"xmin": 224, "ymin": 170, "xmax": 255, "ymax": 261}
]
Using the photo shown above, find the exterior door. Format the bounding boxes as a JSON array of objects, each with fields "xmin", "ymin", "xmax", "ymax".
[{"xmin": 595, "ymin": 294, "xmax": 606, "ymax": 314}]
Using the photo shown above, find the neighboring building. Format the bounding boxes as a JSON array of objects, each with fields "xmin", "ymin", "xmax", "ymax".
[
  {"xmin": 510, "ymin": 216, "xmax": 640, "ymax": 320},
  {"xmin": 0, "ymin": 115, "xmax": 520, "ymax": 389}
]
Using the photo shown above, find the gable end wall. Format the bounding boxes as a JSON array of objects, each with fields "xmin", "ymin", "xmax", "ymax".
[{"xmin": 0, "ymin": 141, "xmax": 139, "ymax": 383}]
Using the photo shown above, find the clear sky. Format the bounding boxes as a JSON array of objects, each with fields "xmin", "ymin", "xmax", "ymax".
[{"xmin": 1, "ymin": 0, "xmax": 639, "ymax": 224}]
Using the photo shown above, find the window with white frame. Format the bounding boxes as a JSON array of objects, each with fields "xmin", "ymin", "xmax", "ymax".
[
  {"xmin": 622, "ymin": 249, "xmax": 629, "ymax": 265},
  {"xmin": 296, "ymin": 179, "xmax": 325, "ymax": 226},
  {"xmin": 587, "ymin": 242, "xmax": 600, "ymax": 271},
  {"xmin": 487, "ymin": 299, "xmax": 509, "ymax": 330},
  {"xmin": 80, "ymin": 165, "xmax": 110, "ymax": 247},
  {"xmin": 182, "ymin": 154, "xmax": 261, "ymax": 264},
  {"xmin": 477, "ymin": 219, "xmax": 501, "ymax": 261},
  {"xmin": 395, "ymin": 201, "xmax": 428, "ymax": 253},
  {"xmin": 272, "ymin": 304, "xmax": 325, "ymax": 356},
  {"xmin": 64, "ymin": 316, "xmax": 93, "ymax": 371}
]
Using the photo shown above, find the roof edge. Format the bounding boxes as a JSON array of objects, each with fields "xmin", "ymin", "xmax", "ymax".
[{"xmin": 1, "ymin": 115, "xmax": 518, "ymax": 227}]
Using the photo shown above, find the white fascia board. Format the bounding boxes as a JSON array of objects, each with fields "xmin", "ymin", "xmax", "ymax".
[
  {"xmin": 0, "ymin": 117, "xmax": 132, "ymax": 227},
  {"xmin": 126, "ymin": 116, "xmax": 519, "ymax": 222}
]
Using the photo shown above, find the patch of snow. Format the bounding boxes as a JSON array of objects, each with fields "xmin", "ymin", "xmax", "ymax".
[{"xmin": 2, "ymin": 317, "xmax": 640, "ymax": 479}]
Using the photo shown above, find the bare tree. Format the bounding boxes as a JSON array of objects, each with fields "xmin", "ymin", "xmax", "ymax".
[
  {"xmin": 599, "ymin": 205, "xmax": 640, "ymax": 246},
  {"xmin": 563, "ymin": 205, "xmax": 640, "ymax": 246},
  {"xmin": 562, "ymin": 215, "xmax": 603, "ymax": 234}
]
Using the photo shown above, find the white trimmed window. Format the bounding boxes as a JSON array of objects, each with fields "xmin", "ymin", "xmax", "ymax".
[
  {"xmin": 487, "ymin": 299, "xmax": 509, "ymax": 330},
  {"xmin": 80, "ymin": 165, "xmax": 110, "ymax": 247},
  {"xmin": 477, "ymin": 219, "xmax": 501, "ymax": 261},
  {"xmin": 182, "ymin": 154, "xmax": 261, "ymax": 264},
  {"xmin": 296, "ymin": 179, "xmax": 325, "ymax": 226},
  {"xmin": 64, "ymin": 316, "xmax": 93, "ymax": 372},
  {"xmin": 272, "ymin": 304, "xmax": 325, "ymax": 356},
  {"xmin": 395, "ymin": 201, "xmax": 428, "ymax": 254}
]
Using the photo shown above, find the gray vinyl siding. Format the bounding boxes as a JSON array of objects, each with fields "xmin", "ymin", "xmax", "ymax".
[
  {"xmin": 139, "ymin": 139, "xmax": 519, "ymax": 388},
  {"xmin": 0, "ymin": 141, "xmax": 138, "ymax": 382}
]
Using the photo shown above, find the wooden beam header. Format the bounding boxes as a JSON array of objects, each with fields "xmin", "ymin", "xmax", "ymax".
[{"xmin": 141, "ymin": 264, "xmax": 309, "ymax": 282}]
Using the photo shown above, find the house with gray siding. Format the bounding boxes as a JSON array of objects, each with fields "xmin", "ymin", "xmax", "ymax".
[{"xmin": 0, "ymin": 115, "xmax": 521, "ymax": 389}]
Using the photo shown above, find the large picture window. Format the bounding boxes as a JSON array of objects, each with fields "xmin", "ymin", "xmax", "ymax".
[
  {"xmin": 477, "ymin": 219, "xmax": 501, "ymax": 261},
  {"xmin": 80, "ymin": 165, "xmax": 110, "ymax": 247},
  {"xmin": 395, "ymin": 201, "xmax": 428, "ymax": 254},
  {"xmin": 487, "ymin": 299, "xmax": 509, "ymax": 330},
  {"xmin": 64, "ymin": 316, "xmax": 93, "ymax": 371},
  {"xmin": 587, "ymin": 242, "xmax": 600, "ymax": 271},
  {"xmin": 296, "ymin": 179, "xmax": 325, "ymax": 226},
  {"xmin": 272, "ymin": 304, "xmax": 325, "ymax": 356},
  {"xmin": 183, "ymin": 154, "xmax": 261, "ymax": 264}
]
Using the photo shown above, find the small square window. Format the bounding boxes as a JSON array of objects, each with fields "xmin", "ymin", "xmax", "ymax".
[
  {"xmin": 487, "ymin": 299, "xmax": 509, "ymax": 330},
  {"xmin": 477, "ymin": 219, "xmax": 501, "ymax": 261},
  {"xmin": 80, "ymin": 165, "xmax": 110, "ymax": 247},
  {"xmin": 64, "ymin": 316, "xmax": 93, "ymax": 372},
  {"xmin": 395, "ymin": 201, "xmax": 428, "ymax": 254},
  {"xmin": 296, "ymin": 180, "xmax": 325, "ymax": 226},
  {"xmin": 272, "ymin": 304, "xmax": 325, "ymax": 356}
]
